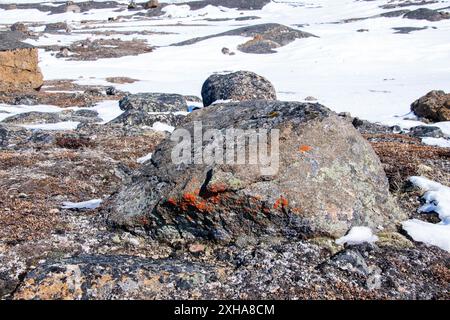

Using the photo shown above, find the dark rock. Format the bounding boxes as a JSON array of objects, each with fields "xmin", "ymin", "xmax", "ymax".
[
  {"xmin": 330, "ymin": 250, "xmax": 371, "ymax": 276},
  {"xmin": 409, "ymin": 125, "xmax": 444, "ymax": 138},
  {"xmin": 352, "ymin": 117, "xmax": 399, "ymax": 134},
  {"xmin": 380, "ymin": 9, "xmax": 411, "ymax": 18},
  {"xmin": 0, "ymin": 124, "xmax": 8, "ymax": 147},
  {"xmin": 173, "ymin": 23, "xmax": 317, "ymax": 54},
  {"xmin": 10, "ymin": 23, "xmax": 28, "ymax": 34},
  {"xmin": 107, "ymin": 100, "xmax": 404, "ymax": 244},
  {"xmin": 119, "ymin": 93, "xmax": 188, "ymax": 113},
  {"xmin": 201, "ymin": 71, "xmax": 277, "ymax": 107},
  {"xmin": 392, "ymin": 27, "xmax": 428, "ymax": 34},
  {"xmin": 411, "ymin": 90, "xmax": 450, "ymax": 122},
  {"xmin": 110, "ymin": 110, "xmax": 186, "ymax": 127},
  {"xmin": 403, "ymin": 8, "xmax": 450, "ymax": 21},
  {"xmin": 106, "ymin": 87, "xmax": 118, "ymax": 96}
]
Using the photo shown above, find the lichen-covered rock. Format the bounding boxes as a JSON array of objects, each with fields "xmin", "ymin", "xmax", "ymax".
[
  {"xmin": 0, "ymin": 41, "xmax": 43, "ymax": 92},
  {"xmin": 144, "ymin": 0, "xmax": 159, "ymax": 9},
  {"xmin": 404, "ymin": 8, "xmax": 450, "ymax": 22},
  {"xmin": 201, "ymin": 71, "xmax": 277, "ymax": 107},
  {"xmin": 411, "ymin": 90, "xmax": 450, "ymax": 122},
  {"xmin": 107, "ymin": 100, "xmax": 404, "ymax": 243},
  {"xmin": 409, "ymin": 125, "xmax": 444, "ymax": 138},
  {"xmin": 110, "ymin": 93, "xmax": 189, "ymax": 127},
  {"xmin": 118, "ymin": 93, "xmax": 188, "ymax": 113},
  {"xmin": 13, "ymin": 255, "xmax": 227, "ymax": 300}
]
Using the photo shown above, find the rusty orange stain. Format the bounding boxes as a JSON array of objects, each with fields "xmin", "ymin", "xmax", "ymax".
[
  {"xmin": 274, "ymin": 196, "xmax": 289, "ymax": 210},
  {"xmin": 299, "ymin": 145, "xmax": 313, "ymax": 153}
]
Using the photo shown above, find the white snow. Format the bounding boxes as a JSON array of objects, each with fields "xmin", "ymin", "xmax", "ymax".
[
  {"xmin": 152, "ymin": 121, "xmax": 175, "ymax": 133},
  {"xmin": 61, "ymin": 198, "xmax": 102, "ymax": 210},
  {"xmin": 402, "ymin": 177, "xmax": 450, "ymax": 252},
  {"xmin": 21, "ymin": 121, "xmax": 80, "ymax": 131},
  {"xmin": 422, "ymin": 137, "xmax": 450, "ymax": 148},
  {"xmin": 402, "ymin": 220, "xmax": 450, "ymax": 252},
  {"xmin": 336, "ymin": 226, "xmax": 378, "ymax": 245},
  {"xmin": 137, "ymin": 152, "xmax": 153, "ymax": 164}
]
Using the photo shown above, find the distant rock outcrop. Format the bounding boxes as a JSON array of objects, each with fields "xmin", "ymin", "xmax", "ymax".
[
  {"xmin": 411, "ymin": 90, "xmax": 450, "ymax": 122},
  {"xmin": 403, "ymin": 8, "xmax": 450, "ymax": 21},
  {"xmin": 201, "ymin": 71, "xmax": 276, "ymax": 107},
  {"xmin": 173, "ymin": 23, "xmax": 317, "ymax": 54},
  {"xmin": 0, "ymin": 38, "xmax": 43, "ymax": 92}
]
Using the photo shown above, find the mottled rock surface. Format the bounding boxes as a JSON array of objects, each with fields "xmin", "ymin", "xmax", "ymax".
[
  {"xmin": 0, "ymin": 41, "xmax": 43, "ymax": 92},
  {"xmin": 201, "ymin": 71, "xmax": 277, "ymax": 107},
  {"xmin": 411, "ymin": 90, "xmax": 450, "ymax": 122},
  {"xmin": 108, "ymin": 100, "xmax": 404, "ymax": 243}
]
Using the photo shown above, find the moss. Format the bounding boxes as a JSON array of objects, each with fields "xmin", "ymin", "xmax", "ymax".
[
  {"xmin": 309, "ymin": 237, "xmax": 343, "ymax": 255},
  {"xmin": 377, "ymin": 232, "xmax": 414, "ymax": 249}
]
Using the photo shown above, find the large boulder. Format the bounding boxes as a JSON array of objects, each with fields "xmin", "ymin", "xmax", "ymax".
[
  {"xmin": 411, "ymin": 90, "xmax": 450, "ymax": 122},
  {"xmin": 0, "ymin": 39, "xmax": 43, "ymax": 92},
  {"xmin": 201, "ymin": 71, "xmax": 277, "ymax": 107},
  {"xmin": 107, "ymin": 100, "xmax": 404, "ymax": 244}
]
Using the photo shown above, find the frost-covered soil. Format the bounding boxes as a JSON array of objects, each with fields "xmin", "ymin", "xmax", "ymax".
[{"xmin": 0, "ymin": 0, "xmax": 449, "ymax": 300}]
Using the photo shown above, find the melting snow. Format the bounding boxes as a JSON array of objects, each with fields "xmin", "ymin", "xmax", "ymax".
[
  {"xmin": 137, "ymin": 152, "xmax": 153, "ymax": 164},
  {"xmin": 61, "ymin": 199, "xmax": 103, "ymax": 210},
  {"xmin": 336, "ymin": 226, "xmax": 378, "ymax": 245},
  {"xmin": 402, "ymin": 177, "xmax": 450, "ymax": 252},
  {"xmin": 152, "ymin": 122, "xmax": 175, "ymax": 133}
]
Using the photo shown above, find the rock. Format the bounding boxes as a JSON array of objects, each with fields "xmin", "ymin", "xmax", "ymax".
[
  {"xmin": 330, "ymin": 250, "xmax": 371, "ymax": 276},
  {"xmin": 65, "ymin": 4, "xmax": 81, "ymax": 13},
  {"xmin": 107, "ymin": 100, "xmax": 404, "ymax": 244},
  {"xmin": 119, "ymin": 93, "xmax": 188, "ymax": 113},
  {"xmin": 128, "ymin": 0, "xmax": 137, "ymax": 9},
  {"xmin": 106, "ymin": 87, "xmax": 118, "ymax": 96},
  {"xmin": 10, "ymin": 23, "xmax": 28, "ymax": 34},
  {"xmin": 409, "ymin": 125, "xmax": 444, "ymax": 138},
  {"xmin": 201, "ymin": 71, "xmax": 277, "ymax": 107},
  {"xmin": 144, "ymin": 0, "xmax": 159, "ymax": 9},
  {"xmin": 13, "ymin": 255, "xmax": 224, "ymax": 300},
  {"xmin": 110, "ymin": 93, "xmax": 189, "ymax": 127},
  {"xmin": 404, "ymin": 8, "xmax": 450, "ymax": 22},
  {"xmin": 0, "ymin": 124, "xmax": 8, "ymax": 147},
  {"xmin": 238, "ymin": 36, "xmax": 280, "ymax": 54},
  {"xmin": 44, "ymin": 22, "xmax": 71, "ymax": 33},
  {"xmin": 352, "ymin": 117, "xmax": 398, "ymax": 134},
  {"xmin": 411, "ymin": 90, "xmax": 450, "ymax": 122},
  {"xmin": 110, "ymin": 110, "xmax": 186, "ymax": 128},
  {"xmin": 0, "ymin": 41, "xmax": 43, "ymax": 92},
  {"xmin": 173, "ymin": 23, "xmax": 317, "ymax": 54}
]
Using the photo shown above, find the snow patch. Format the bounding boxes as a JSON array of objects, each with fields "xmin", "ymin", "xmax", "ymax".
[
  {"xmin": 137, "ymin": 152, "xmax": 153, "ymax": 164},
  {"xmin": 61, "ymin": 199, "xmax": 102, "ymax": 210},
  {"xmin": 422, "ymin": 137, "xmax": 450, "ymax": 148},
  {"xmin": 335, "ymin": 226, "xmax": 378, "ymax": 245},
  {"xmin": 402, "ymin": 177, "xmax": 450, "ymax": 252},
  {"xmin": 152, "ymin": 121, "xmax": 175, "ymax": 133}
]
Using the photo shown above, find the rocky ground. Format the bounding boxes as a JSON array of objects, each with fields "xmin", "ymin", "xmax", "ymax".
[{"xmin": 0, "ymin": 0, "xmax": 449, "ymax": 300}]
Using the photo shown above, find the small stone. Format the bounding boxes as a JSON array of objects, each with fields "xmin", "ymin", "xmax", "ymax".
[
  {"xmin": 111, "ymin": 235, "xmax": 121, "ymax": 244},
  {"xmin": 49, "ymin": 208, "xmax": 60, "ymax": 214},
  {"xmin": 189, "ymin": 244, "xmax": 206, "ymax": 253}
]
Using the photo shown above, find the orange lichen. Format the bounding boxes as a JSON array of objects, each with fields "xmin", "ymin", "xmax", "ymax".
[
  {"xmin": 299, "ymin": 145, "xmax": 313, "ymax": 153},
  {"xmin": 274, "ymin": 196, "xmax": 289, "ymax": 210}
]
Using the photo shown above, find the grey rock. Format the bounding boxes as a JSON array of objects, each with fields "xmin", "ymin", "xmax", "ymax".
[
  {"xmin": 107, "ymin": 100, "xmax": 404, "ymax": 244},
  {"xmin": 119, "ymin": 93, "xmax": 188, "ymax": 113},
  {"xmin": 173, "ymin": 23, "xmax": 316, "ymax": 54},
  {"xmin": 409, "ymin": 125, "xmax": 444, "ymax": 138},
  {"xmin": 403, "ymin": 8, "xmax": 450, "ymax": 21},
  {"xmin": 201, "ymin": 71, "xmax": 277, "ymax": 107}
]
